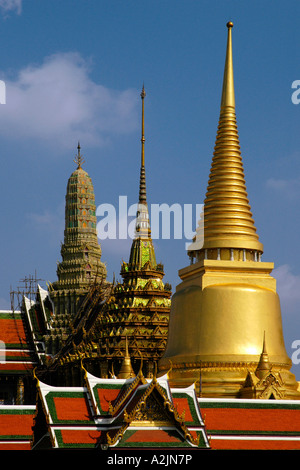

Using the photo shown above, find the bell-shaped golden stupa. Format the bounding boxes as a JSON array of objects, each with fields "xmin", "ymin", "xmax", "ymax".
[{"xmin": 159, "ymin": 22, "xmax": 300, "ymax": 399}]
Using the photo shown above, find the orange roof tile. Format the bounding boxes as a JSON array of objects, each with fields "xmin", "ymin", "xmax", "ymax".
[
  {"xmin": 202, "ymin": 407, "xmax": 300, "ymax": 433},
  {"xmin": 53, "ymin": 397, "xmax": 91, "ymax": 422}
]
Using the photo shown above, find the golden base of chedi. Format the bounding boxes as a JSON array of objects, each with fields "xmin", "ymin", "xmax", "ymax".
[{"xmin": 158, "ymin": 258, "xmax": 300, "ymax": 399}]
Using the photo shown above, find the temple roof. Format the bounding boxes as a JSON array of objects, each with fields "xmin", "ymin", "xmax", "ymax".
[
  {"xmin": 199, "ymin": 397, "xmax": 300, "ymax": 450},
  {"xmin": 0, "ymin": 405, "xmax": 36, "ymax": 450},
  {"xmin": 33, "ymin": 367, "xmax": 210, "ymax": 449},
  {"xmin": 0, "ymin": 310, "xmax": 38, "ymax": 375}
]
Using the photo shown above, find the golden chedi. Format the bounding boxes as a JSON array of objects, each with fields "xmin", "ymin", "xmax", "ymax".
[{"xmin": 159, "ymin": 22, "xmax": 300, "ymax": 399}]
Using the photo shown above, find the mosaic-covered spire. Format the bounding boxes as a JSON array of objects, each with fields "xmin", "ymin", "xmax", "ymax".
[{"xmin": 50, "ymin": 144, "xmax": 106, "ymax": 316}]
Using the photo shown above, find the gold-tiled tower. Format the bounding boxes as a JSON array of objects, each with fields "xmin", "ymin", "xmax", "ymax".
[{"xmin": 159, "ymin": 23, "xmax": 300, "ymax": 399}]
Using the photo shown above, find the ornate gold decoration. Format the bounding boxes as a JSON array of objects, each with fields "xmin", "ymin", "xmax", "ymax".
[
  {"xmin": 159, "ymin": 22, "xmax": 300, "ymax": 400},
  {"xmin": 107, "ymin": 376, "xmax": 200, "ymax": 447}
]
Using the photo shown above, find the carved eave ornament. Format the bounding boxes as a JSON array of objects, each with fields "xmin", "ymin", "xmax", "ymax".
[{"xmin": 106, "ymin": 376, "xmax": 200, "ymax": 447}]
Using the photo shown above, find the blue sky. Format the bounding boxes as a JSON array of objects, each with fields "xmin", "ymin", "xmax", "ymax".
[{"xmin": 1, "ymin": 0, "xmax": 300, "ymax": 377}]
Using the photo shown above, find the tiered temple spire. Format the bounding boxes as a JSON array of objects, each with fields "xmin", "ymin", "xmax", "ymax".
[
  {"xmin": 47, "ymin": 145, "xmax": 107, "ymax": 353},
  {"xmin": 98, "ymin": 87, "xmax": 171, "ymax": 378}
]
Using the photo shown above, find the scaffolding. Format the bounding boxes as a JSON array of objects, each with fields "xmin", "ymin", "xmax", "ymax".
[{"xmin": 10, "ymin": 271, "xmax": 44, "ymax": 312}]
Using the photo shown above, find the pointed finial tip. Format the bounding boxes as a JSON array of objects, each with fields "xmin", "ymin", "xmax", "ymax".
[
  {"xmin": 74, "ymin": 141, "xmax": 85, "ymax": 169},
  {"xmin": 141, "ymin": 85, "xmax": 146, "ymax": 99},
  {"xmin": 227, "ymin": 21, "xmax": 233, "ymax": 28}
]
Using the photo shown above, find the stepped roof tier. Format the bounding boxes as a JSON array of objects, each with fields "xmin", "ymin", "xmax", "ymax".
[{"xmin": 32, "ymin": 365, "xmax": 210, "ymax": 449}]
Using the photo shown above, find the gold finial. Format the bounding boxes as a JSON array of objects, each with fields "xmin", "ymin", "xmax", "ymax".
[
  {"xmin": 137, "ymin": 349, "xmax": 144, "ymax": 376},
  {"xmin": 74, "ymin": 141, "xmax": 85, "ymax": 169},
  {"xmin": 221, "ymin": 21, "xmax": 235, "ymax": 108},
  {"xmin": 140, "ymin": 84, "xmax": 146, "ymax": 100}
]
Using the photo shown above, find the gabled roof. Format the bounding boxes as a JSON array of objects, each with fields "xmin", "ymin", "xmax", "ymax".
[
  {"xmin": 105, "ymin": 374, "xmax": 209, "ymax": 448},
  {"xmin": 34, "ymin": 368, "xmax": 210, "ymax": 449}
]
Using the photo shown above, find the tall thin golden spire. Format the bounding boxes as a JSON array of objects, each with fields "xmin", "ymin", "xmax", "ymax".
[
  {"xmin": 221, "ymin": 22, "xmax": 235, "ymax": 109},
  {"xmin": 139, "ymin": 85, "xmax": 147, "ymax": 203},
  {"xmin": 202, "ymin": 21, "xmax": 263, "ymax": 256}
]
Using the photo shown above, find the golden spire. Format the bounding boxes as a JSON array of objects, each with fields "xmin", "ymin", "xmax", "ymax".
[
  {"xmin": 255, "ymin": 332, "xmax": 271, "ymax": 379},
  {"xmin": 202, "ymin": 22, "xmax": 263, "ymax": 255},
  {"xmin": 139, "ymin": 85, "xmax": 147, "ymax": 203}
]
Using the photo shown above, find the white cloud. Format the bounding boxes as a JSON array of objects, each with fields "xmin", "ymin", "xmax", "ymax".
[
  {"xmin": 0, "ymin": 52, "xmax": 138, "ymax": 150},
  {"xmin": 0, "ymin": 0, "xmax": 22, "ymax": 15},
  {"xmin": 266, "ymin": 178, "xmax": 289, "ymax": 191},
  {"xmin": 273, "ymin": 264, "xmax": 300, "ymax": 315},
  {"xmin": 266, "ymin": 177, "xmax": 300, "ymax": 200}
]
